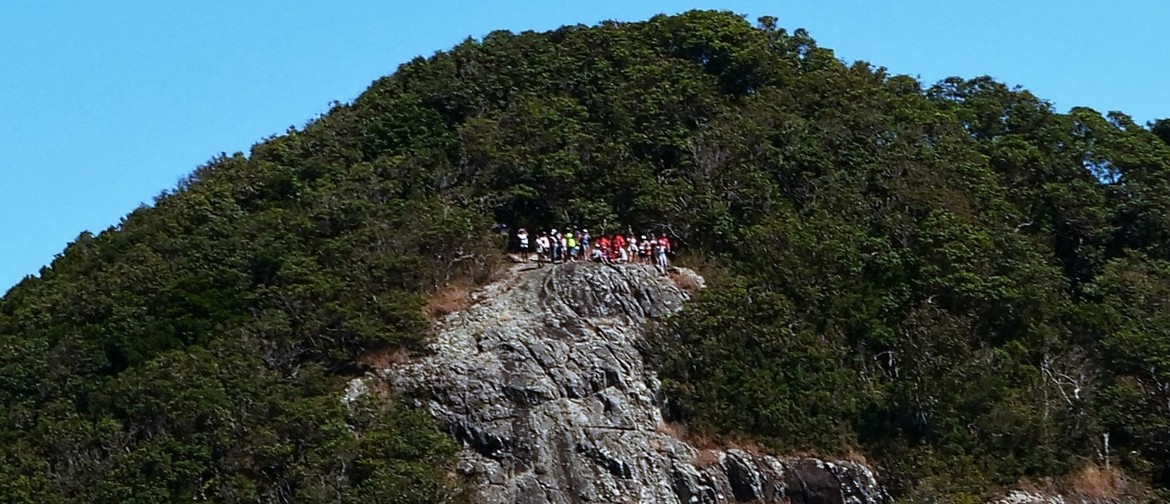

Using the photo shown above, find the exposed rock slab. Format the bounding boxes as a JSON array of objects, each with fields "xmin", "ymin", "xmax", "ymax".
[
  {"xmin": 990, "ymin": 490, "xmax": 1132, "ymax": 504},
  {"xmin": 373, "ymin": 262, "xmax": 887, "ymax": 503}
]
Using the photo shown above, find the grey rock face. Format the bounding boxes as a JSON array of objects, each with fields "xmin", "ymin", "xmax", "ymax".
[
  {"xmin": 990, "ymin": 491, "xmax": 1133, "ymax": 504},
  {"xmin": 374, "ymin": 262, "xmax": 887, "ymax": 503}
]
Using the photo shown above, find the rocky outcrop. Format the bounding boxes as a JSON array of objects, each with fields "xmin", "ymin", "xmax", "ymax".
[
  {"xmin": 365, "ymin": 262, "xmax": 887, "ymax": 503},
  {"xmin": 989, "ymin": 489, "xmax": 1137, "ymax": 504},
  {"xmin": 992, "ymin": 493, "xmax": 1068, "ymax": 504},
  {"xmin": 990, "ymin": 491, "xmax": 1128, "ymax": 504}
]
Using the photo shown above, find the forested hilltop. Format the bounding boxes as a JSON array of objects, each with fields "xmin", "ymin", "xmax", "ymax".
[{"xmin": 5, "ymin": 10, "xmax": 1170, "ymax": 502}]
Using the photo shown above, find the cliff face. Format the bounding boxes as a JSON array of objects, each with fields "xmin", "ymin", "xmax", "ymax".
[{"xmin": 363, "ymin": 262, "xmax": 886, "ymax": 503}]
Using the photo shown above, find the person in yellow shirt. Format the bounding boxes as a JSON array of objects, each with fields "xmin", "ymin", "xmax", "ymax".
[{"xmin": 566, "ymin": 232, "xmax": 579, "ymax": 261}]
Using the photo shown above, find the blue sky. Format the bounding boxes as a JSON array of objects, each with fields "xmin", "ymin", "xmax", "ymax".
[{"xmin": 3, "ymin": 1, "xmax": 1168, "ymax": 292}]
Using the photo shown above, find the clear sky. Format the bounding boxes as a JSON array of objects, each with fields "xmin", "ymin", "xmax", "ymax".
[{"xmin": 3, "ymin": 1, "xmax": 1168, "ymax": 292}]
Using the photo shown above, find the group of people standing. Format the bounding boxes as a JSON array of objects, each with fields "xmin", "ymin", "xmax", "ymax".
[{"xmin": 514, "ymin": 228, "xmax": 673, "ymax": 275}]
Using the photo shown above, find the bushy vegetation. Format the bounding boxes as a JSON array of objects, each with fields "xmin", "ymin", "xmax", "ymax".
[{"xmin": 4, "ymin": 10, "xmax": 1170, "ymax": 501}]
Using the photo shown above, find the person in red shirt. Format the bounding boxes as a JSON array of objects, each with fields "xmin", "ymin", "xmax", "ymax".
[
  {"xmin": 597, "ymin": 235, "xmax": 612, "ymax": 263},
  {"xmin": 613, "ymin": 234, "xmax": 627, "ymax": 263}
]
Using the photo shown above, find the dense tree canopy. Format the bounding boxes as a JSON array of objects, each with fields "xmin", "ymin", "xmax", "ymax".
[{"xmin": 4, "ymin": 10, "xmax": 1170, "ymax": 502}]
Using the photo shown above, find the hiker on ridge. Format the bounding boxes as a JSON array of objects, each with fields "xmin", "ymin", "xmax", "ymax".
[
  {"xmin": 536, "ymin": 231, "xmax": 550, "ymax": 265},
  {"xmin": 517, "ymin": 228, "xmax": 529, "ymax": 257},
  {"xmin": 655, "ymin": 232, "xmax": 672, "ymax": 275},
  {"xmin": 550, "ymin": 229, "xmax": 562, "ymax": 263},
  {"xmin": 566, "ymin": 231, "xmax": 579, "ymax": 261},
  {"xmin": 613, "ymin": 233, "xmax": 627, "ymax": 263}
]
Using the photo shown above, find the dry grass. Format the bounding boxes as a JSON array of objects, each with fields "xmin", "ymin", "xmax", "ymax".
[
  {"xmin": 425, "ymin": 278, "xmax": 476, "ymax": 319},
  {"xmin": 692, "ymin": 449, "xmax": 722, "ymax": 469},
  {"xmin": 683, "ymin": 449, "xmax": 720, "ymax": 470},
  {"xmin": 656, "ymin": 421, "xmax": 883, "ymax": 479},
  {"xmin": 1063, "ymin": 464, "xmax": 1129, "ymax": 500},
  {"xmin": 425, "ymin": 258, "xmax": 514, "ymax": 320},
  {"xmin": 422, "ymin": 257, "xmax": 516, "ymax": 326},
  {"xmin": 1010, "ymin": 464, "xmax": 1136, "ymax": 502},
  {"xmin": 722, "ymin": 437, "xmax": 763, "ymax": 455},
  {"xmin": 656, "ymin": 421, "xmax": 717, "ymax": 449},
  {"xmin": 840, "ymin": 447, "xmax": 870, "ymax": 467},
  {"xmin": 670, "ymin": 250, "xmax": 725, "ymax": 285},
  {"xmin": 472, "ymin": 256, "xmax": 512, "ymax": 285},
  {"xmin": 356, "ymin": 346, "xmax": 413, "ymax": 369},
  {"xmin": 668, "ymin": 270, "xmax": 703, "ymax": 292},
  {"xmin": 655, "ymin": 421, "xmax": 687, "ymax": 438},
  {"xmin": 363, "ymin": 377, "xmax": 394, "ymax": 399},
  {"xmin": 656, "ymin": 421, "xmax": 767, "ymax": 461}
]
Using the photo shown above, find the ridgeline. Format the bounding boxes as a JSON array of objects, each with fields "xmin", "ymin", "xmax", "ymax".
[{"xmin": 4, "ymin": 10, "xmax": 1170, "ymax": 502}]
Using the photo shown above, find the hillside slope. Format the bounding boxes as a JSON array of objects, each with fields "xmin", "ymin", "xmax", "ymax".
[{"xmin": 3, "ymin": 9, "xmax": 1170, "ymax": 502}]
